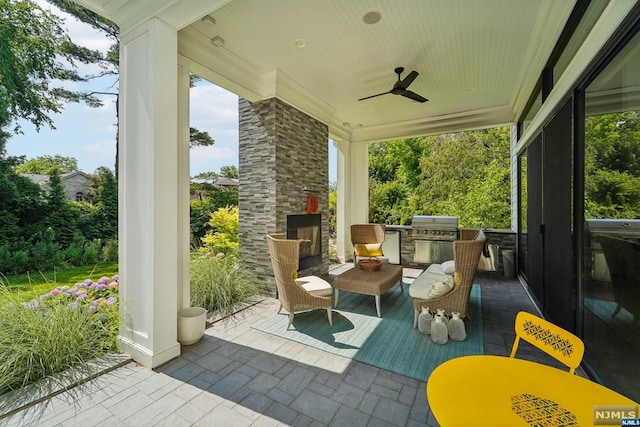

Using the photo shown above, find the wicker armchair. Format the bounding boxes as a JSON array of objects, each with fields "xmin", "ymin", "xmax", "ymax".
[
  {"xmin": 412, "ymin": 229, "xmax": 485, "ymax": 325},
  {"xmin": 266, "ymin": 234, "xmax": 333, "ymax": 330},
  {"xmin": 351, "ymin": 224, "xmax": 387, "ymax": 264}
]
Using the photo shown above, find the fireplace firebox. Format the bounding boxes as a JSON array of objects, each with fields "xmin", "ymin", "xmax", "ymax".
[{"xmin": 287, "ymin": 214, "xmax": 322, "ymax": 270}]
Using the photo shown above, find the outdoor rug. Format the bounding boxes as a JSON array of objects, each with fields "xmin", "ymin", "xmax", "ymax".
[{"xmin": 251, "ymin": 277, "xmax": 484, "ymax": 382}]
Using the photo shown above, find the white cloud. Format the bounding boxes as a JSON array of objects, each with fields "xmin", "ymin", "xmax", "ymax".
[{"xmin": 190, "ymin": 83, "xmax": 239, "ymax": 136}]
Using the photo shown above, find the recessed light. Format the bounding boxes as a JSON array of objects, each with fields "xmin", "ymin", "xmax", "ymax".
[
  {"xmin": 294, "ymin": 39, "xmax": 307, "ymax": 48},
  {"xmin": 363, "ymin": 11, "xmax": 382, "ymax": 25},
  {"xmin": 211, "ymin": 36, "xmax": 225, "ymax": 47}
]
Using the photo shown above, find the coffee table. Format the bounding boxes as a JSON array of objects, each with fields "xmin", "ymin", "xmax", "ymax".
[{"xmin": 333, "ymin": 263, "xmax": 403, "ymax": 317}]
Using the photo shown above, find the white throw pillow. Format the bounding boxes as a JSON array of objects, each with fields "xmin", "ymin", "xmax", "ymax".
[
  {"xmin": 475, "ymin": 229, "xmax": 486, "ymax": 240},
  {"xmin": 428, "ymin": 279, "xmax": 453, "ymax": 298},
  {"xmin": 441, "ymin": 260, "xmax": 455, "ymax": 274}
]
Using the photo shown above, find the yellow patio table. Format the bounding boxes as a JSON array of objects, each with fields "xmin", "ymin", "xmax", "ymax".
[{"xmin": 427, "ymin": 355, "xmax": 638, "ymax": 426}]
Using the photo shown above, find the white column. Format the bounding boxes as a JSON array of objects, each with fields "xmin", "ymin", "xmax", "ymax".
[
  {"xmin": 336, "ymin": 140, "xmax": 369, "ymax": 262},
  {"xmin": 118, "ymin": 18, "xmax": 181, "ymax": 368},
  {"xmin": 177, "ymin": 58, "xmax": 191, "ymax": 310}
]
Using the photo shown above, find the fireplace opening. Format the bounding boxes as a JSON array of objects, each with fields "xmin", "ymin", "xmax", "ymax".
[{"xmin": 287, "ymin": 214, "xmax": 322, "ymax": 269}]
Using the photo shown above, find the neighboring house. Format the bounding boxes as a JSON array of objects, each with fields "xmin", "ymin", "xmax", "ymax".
[
  {"xmin": 22, "ymin": 171, "xmax": 91, "ymax": 202},
  {"xmin": 191, "ymin": 176, "xmax": 238, "ymax": 190}
]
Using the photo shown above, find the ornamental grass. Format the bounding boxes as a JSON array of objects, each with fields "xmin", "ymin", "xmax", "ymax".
[
  {"xmin": 0, "ymin": 276, "xmax": 119, "ymax": 395},
  {"xmin": 190, "ymin": 253, "xmax": 265, "ymax": 320}
]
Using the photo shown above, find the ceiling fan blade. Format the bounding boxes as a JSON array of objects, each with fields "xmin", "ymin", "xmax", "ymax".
[
  {"xmin": 358, "ymin": 91, "xmax": 391, "ymax": 101},
  {"xmin": 397, "ymin": 70, "xmax": 419, "ymax": 89},
  {"xmin": 402, "ymin": 90, "xmax": 428, "ymax": 103}
]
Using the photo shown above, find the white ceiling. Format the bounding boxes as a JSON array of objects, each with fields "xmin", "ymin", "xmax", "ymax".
[{"xmin": 76, "ymin": 0, "xmax": 578, "ymax": 142}]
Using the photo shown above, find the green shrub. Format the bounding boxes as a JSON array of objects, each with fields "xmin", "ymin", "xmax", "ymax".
[
  {"xmin": 190, "ymin": 253, "xmax": 264, "ymax": 319},
  {"xmin": 83, "ymin": 240, "xmax": 100, "ymax": 265},
  {"xmin": 100, "ymin": 239, "xmax": 118, "ymax": 263},
  {"xmin": 200, "ymin": 206, "xmax": 239, "ymax": 256}
]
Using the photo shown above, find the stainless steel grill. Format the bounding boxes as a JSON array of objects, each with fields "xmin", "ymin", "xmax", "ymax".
[
  {"xmin": 411, "ymin": 216, "xmax": 458, "ymax": 264},
  {"xmin": 411, "ymin": 215, "xmax": 459, "ymax": 241}
]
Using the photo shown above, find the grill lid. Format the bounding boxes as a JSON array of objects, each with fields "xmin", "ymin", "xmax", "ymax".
[{"xmin": 411, "ymin": 215, "xmax": 458, "ymax": 229}]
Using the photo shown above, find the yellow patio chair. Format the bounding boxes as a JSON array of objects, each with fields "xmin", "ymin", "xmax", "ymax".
[
  {"xmin": 266, "ymin": 234, "xmax": 333, "ymax": 330},
  {"xmin": 510, "ymin": 311, "xmax": 585, "ymax": 374}
]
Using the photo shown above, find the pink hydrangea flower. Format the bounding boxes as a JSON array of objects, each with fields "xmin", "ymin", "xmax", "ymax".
[
  {"xmin": 105, "ymin": 297, "xmax": 117, "ymax": 306},
  {"xmin": 51, "ymin": 289, "xmax": 61, "ymax": 296},
  {"xmin": 97, "ymin": 276, "xmax": 110, "ymax": 285},
  {"xmin": 111, "ymin": 274, "xmax": 119, "ymax": 282},
  {"xmin": 108, "ymin": 281, "xmax": 118, "ymax": 289},
  {"xmin": 76, "ymin": 293, "xmax": 89, "ymax": 301},
  {"xmin": 216, "ymin": 252, "xmax": 225, "ymax": 259},
  {"xmin": 95, "ymin": 284, "xmax": 107, "ymax": 291}
]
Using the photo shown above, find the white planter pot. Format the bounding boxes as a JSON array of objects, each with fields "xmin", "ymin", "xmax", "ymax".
[{"xmin": 177, "ymin": 307, "xmax": 207, "ymax": 345}]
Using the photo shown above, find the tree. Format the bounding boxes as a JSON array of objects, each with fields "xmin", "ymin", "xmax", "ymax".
[
  {"xmin": 585, "ymin": 111, "xmax": 640, "ymax": 218},
  {"xmin": 368, "ymin": 127, "xmax": 512, "ymax": 228},
  {"xmin": 42, "ymin": 1, "xmax": 215, "ymax": 174},
  {"xmin": 190, "ymin": 127, "xmax": 215, "ymax": 148},
  {"xmin": 0, "ymin": 137, "xmax": 46, "ymax": 245},
  {"xmin": 0, "ymin": 0, "xmax": 101, "ymax": 133},
  {"xmin": 219, "ymin": 165, "xmax": 239, "ymax": 179},
  {"xmin": 15, "ymin": 155, "xmax": 79, "ymax": 174},
  {"xmin": 44, "ymin": 170, "xmax": 79, "ymax": 247}
]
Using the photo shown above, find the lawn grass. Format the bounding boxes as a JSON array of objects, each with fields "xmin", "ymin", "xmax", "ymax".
[{"xmin": 0, "ymin": 263, "xmax": 119, "ymax": 302}]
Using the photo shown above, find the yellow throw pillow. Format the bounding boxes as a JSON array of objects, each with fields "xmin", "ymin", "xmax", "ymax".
[{"xmin": 354, "ymin": 243, "xmax": 383, "ymax": 257}]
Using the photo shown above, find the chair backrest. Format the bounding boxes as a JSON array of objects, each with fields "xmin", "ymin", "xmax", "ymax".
[
  {"xmin": 510, "ymin": 311, "xmax": 585, "ymax": 374},
  {"xmin": 445, "ymin": 231, "xmax": 485, "ymax": 317},
  {"xmin": 266, "ymin": 234, "xmax": 300, "ymax": 305},
  {"xmin": 350, "ymin": 224, "xmax": 386, "ymax": 258}
]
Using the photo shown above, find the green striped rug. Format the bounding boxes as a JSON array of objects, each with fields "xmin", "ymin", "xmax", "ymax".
[{"xmin": 252, "ymin": 280, "xmax": 483, "ymax": 382}]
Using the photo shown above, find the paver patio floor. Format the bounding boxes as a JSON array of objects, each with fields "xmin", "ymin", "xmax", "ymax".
[{"xmin": 2, "ymin": 269, "xmax": 546, "ymax": 427}]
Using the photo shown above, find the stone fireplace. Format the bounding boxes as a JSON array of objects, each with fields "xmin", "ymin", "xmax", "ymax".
[{"xmin": 238, "ymin": 97, "xmax": 329, "ymax": 296}]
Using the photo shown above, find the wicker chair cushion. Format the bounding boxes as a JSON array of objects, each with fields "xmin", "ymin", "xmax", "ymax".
[
  {"xmin": 409, "ymin": 271, "xmax": 453, "ymax": 300},
  {"xmin": 353, "ymin": 243, "xmax": 383, "ymax": 257},
  {"xmin": 295, "ymin": 275, "xmax": 333, "ymax": 297}
]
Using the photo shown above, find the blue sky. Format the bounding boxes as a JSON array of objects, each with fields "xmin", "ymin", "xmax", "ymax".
[{"xmin": 7, "ymin": 1, "xmax": 337, "ymax": 182}]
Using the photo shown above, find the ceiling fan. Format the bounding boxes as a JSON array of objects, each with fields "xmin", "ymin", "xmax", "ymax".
[{"xmin": 358, "ymin": 67, "xmax": 428, "ymax": 103}]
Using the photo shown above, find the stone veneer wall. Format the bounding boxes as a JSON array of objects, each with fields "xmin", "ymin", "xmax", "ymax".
[{"xmin": 238, "ymin": 98, "xmax": 329, "ymax": 296}]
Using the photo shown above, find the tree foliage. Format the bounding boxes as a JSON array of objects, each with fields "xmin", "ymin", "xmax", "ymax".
[
  {"xmin": 15, "ymin": 155, "xmax": 79, "ymax": 174},
  {"xmin": 200, "ymin": 206, "xmax": 240, "ymax": 255},
  {"xmin": 368, "ymin": 127, "xmax": 512, "ymax": 228},
  {"xmin": 0, "ymin": 0, "xmax": 99, "ymax": 132},
  {"xmin": 585, "ymin": 111, "xmax": 640, "ymax": 218}
]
